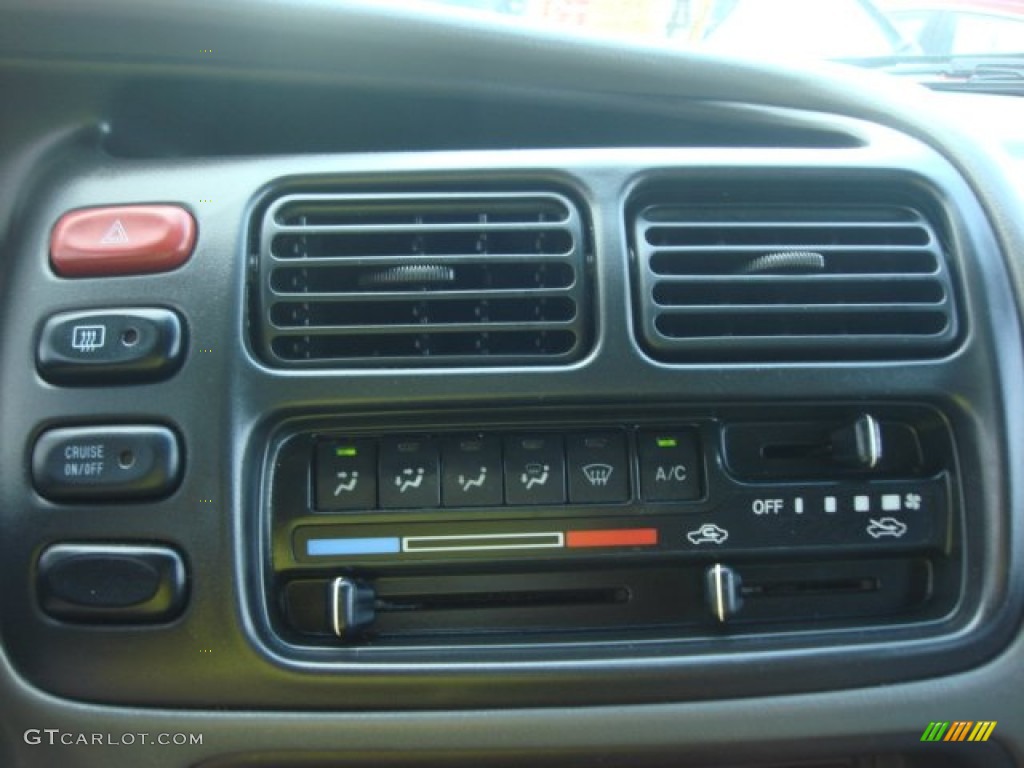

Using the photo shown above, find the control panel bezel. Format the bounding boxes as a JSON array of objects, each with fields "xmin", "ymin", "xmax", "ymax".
[{"xmin": 261, "ymin": 402, "xmax": 963, "ymax": 651}]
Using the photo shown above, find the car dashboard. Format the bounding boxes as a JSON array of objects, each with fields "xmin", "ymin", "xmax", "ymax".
[{"xmin": 1, "ymin": 1, "xmax": 1024, "ymax": 766}]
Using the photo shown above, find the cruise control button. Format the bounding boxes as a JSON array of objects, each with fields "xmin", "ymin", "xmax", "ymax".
[
  {"xmin": 566, "ymin": 432, "xmax": 629, "ymax": 504},
  {"xmin": 379, "ymin": 437, "xmax": 440, "ymax": 509},
  {"xmin": 442, "ymin": 435, "xmax": 503, "ymax": 507},
  {"xmin": 504, "ymin": 434, "xmax": 566, "ymax": 506},
  {"xmin": 32, "ymin": 425, "xmax": 182, "ymax": 502},
  {"xmin": 51, "ymin": 205, "xmax": 196, "ymax": 277},
  {"xmin": 638, "ymin": 430, "xmax": 701, "ymax": 502},
  {"xmin": 37, "ymin": 308, "xmax": 185, "ymax": 385},
  {"xmin": 316, "ymin": 440, "xmax": 377, "ymax": 511}
]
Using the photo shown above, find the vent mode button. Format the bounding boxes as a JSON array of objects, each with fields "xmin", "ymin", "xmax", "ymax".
[
  {"xmin": 379, "ymin": 437, "xmax": 441, "ymax": 509},
  {"xmin": 504, "ymin": 435, "xmax": 566, "ymax": 506},
  {"xmin": 316, "ymin": 440, "xmax": 378, "ymax": 512}
]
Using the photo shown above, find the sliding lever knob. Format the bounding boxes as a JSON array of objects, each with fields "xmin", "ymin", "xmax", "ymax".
[
  {"xmin": 330, "ymin": 577, "xmax": 376, "ymax": 640},
  {"xmin": 705, "ymin": 563, "xmax": 744, "ymax": 623},
  {"xmin": 830, "ymin": 413, "xmax": 882, "ymax": 469}
]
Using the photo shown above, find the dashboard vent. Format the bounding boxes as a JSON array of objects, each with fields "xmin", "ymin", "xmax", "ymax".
[
  {"xmin": 256, "ymin": 192, "xmax": 589, "ymax": 367},
  {"xmin": 632, "ymin": 203, "xmax": 958, "ymax": 361}
]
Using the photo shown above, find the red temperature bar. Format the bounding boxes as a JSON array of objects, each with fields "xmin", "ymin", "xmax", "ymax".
[{"xmin": 565, "ymin": 528, "xmax": 658, "ymax": 549}]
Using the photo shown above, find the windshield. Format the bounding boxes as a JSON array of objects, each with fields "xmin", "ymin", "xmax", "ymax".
[{"xmin": 410, "ymin": 0, "xmax": 1024, "ymax": 61}]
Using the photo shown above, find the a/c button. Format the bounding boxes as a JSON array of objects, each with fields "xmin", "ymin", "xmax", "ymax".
[{"xmin": 638, "ymin": 429, "xmax": 701, "ymax": 502}]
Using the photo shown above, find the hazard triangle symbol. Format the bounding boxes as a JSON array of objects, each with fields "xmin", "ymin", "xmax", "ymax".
[{"xmin": 100, "ymin": 219, "xmax": 130, "ymax": 245}]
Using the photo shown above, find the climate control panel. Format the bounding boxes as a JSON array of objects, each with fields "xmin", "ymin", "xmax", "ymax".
[{"xmin": 265, "ymin": 407, "xmax": 959, "ymax": 645}]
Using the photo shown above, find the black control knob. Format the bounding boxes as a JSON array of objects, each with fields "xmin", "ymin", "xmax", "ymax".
[
  {"xmin": 705, "ymin": 564, "xmax": 744, "ymax": 623},
  {"xmin": 830, "ymin": 413, "xmax": 882, "ymax": 469},
  {"xmin": 330, "ymin": 577, "xmax": 376, "ymax": 640}
]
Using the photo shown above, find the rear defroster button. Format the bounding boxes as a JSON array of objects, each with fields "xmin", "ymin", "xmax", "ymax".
[{"xmin": 37, "ymin": 307, "xmax": 185, "ymax": 385}]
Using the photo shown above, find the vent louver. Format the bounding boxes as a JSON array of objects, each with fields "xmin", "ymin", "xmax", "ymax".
[
  {"xmin": 632, "ymin": 202, "xmax": 959, "ymax": 361},
  {"xmin": 256, "ymin": 192, "xmax": 589, "ymax": 367}
]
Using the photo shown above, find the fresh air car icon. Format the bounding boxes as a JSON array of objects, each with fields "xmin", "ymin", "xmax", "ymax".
[{"xmin": 866, "ymin": 517, "xmax": 909, "ymax": 539}]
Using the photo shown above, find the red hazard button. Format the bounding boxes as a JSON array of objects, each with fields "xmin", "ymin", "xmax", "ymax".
[{"xmin": 50, "ymin": 205, "xmax": 196, "ymax": 277}]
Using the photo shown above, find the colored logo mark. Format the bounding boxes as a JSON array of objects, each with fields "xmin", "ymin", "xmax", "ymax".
[{"xmin": 920, "ymin": 721, "xmax": 997, "ymax": 742}]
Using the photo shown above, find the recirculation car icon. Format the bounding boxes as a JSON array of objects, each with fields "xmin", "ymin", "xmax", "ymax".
[{"xmin": 686, "ymin": 523, "xmax": 730, "ymax": 545}]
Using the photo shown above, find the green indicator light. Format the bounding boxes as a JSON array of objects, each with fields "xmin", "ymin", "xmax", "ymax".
[
  {"xmin": 335, "ymin": 446, "xmax": 358, "ymax": 457},
  {"xmin": 656, "ymin": 438, "xmax": 678, "ymax": 449}
]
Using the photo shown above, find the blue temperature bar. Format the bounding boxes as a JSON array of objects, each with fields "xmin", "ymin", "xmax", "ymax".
[{"xmin": 307, "ymin": 537, "xmax": 401, "ymax": 557}]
